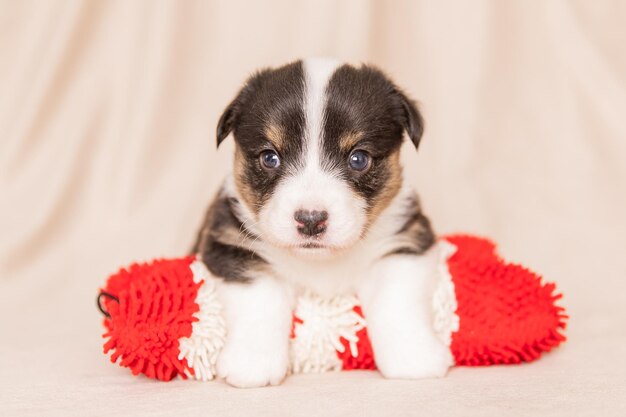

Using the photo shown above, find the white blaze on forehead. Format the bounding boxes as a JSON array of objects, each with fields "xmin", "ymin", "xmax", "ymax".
[{"xmin": 302, "ymin": 58, "xmax": 341, "ymax": 170}]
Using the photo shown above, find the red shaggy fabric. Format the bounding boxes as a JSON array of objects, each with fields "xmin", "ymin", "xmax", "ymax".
[
  {"xmin": 101, "ymin": 257, "xmax": 200, "ymax": 381},
  {"xmin": 445, "ymin": 235, "xmax": 567, "ymax": 365},
  {"xmin": 100, "ymin": 235, "xmax": 568, "ymax": 379}
]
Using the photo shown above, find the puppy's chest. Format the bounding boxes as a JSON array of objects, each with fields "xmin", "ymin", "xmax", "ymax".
[{"xmin": 263, "ymin": 244, "xmax": 389, "ymax": 297}]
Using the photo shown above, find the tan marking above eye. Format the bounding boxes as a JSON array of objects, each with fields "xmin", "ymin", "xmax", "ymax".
[
  {"xmin": 339, "ymin": 131, "xmax": 364, "ymax": 152},
  {"xmin": 264, "ymin": 124, "xmax": 285, "ymax": 150}
]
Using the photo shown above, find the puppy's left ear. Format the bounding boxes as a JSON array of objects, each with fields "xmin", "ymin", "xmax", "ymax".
[{"xmin": 397, "ymin": 90, "xmax": 424, "ymax": 149}]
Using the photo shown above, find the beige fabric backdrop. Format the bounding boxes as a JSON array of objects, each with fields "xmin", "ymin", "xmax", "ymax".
[{"xmin": 1, "ymin": 1, "xmax": 625, "ymax": 416}]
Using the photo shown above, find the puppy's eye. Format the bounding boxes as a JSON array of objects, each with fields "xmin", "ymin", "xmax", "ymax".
[
  {"xmin": 260, "ymin": 150, "xmax": 281, "ymax": 170},
  {"xmin": 348, "ymin": 150, "xmax": 371, "ymax": 172}
]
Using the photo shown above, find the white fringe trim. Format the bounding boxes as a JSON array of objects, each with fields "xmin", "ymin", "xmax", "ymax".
[
  {"xmin": 177, "ymin": 260, "xmax": 226, "ymax": 381},
  {"xmin": 290, "ymin": 292, "xmax": 365, "ymax": 374},
  {"xmin": 432, "ymin": 241, "xmax": 460, "ymax": 346}
]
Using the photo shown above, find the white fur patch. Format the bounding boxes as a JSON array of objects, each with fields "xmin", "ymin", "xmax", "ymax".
[
  {"xmin": 258, "ymin": 167, "xmax": 367, "ymax": 251},
  {"xmin": 302, "ymin": 57, "xmax": 341, "ymax": 170},
  {"xmin": 259, "ymin": 185, "xmax": 416, "ymax": 296},
  {"xmin": 356, "ymin": 243, "xmax": 455, "ymax": 379},
  {"xmin": 215, "ymin": 276, "xmax": 294, "ymax": 388}
]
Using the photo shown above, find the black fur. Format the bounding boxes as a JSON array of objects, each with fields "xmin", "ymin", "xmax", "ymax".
[
  {"xmin": 192, "ymin": 191, "xmax": 266, "ymax": 282},
  {"xmin": 322, "ymin": 64, "xmax": 424, "ymax": 205},
  {"xmin": 216, "ymin": 61, "xmax": 307, "ymax": 210},
  {"xmin": 385, "ymin": 196, "xmax": 435, "ymax": 257}
]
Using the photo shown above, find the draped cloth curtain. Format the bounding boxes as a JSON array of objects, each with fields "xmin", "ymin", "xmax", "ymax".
[{"xmin": 1, "ymin": 1, "xmax": 625, "ymax": 415}]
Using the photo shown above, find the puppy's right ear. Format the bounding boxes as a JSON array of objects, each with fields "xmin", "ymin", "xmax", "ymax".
[
  {"xmin": 216, "ymin": 98, "xmax": 238, "ymax": 148},
  {"xmin": 216, "ymin": 80, "xmax": 255, "ymax": 147}
]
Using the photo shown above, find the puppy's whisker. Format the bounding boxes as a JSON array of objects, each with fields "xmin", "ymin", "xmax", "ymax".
[
  {"xmin": 244, "ymin": 228, "xmax": 268, "ymax": 260},
  {"xmin": 237, "ymin": 217, "xmax": 256, "ymax": 239},
  {"xmin": 236, "ymin": 218, "xmax": 262, "ymax": 248}
]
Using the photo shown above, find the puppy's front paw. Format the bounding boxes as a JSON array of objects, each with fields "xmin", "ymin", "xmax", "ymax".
[
  {"xmin": 376, "ymin": 335, "xmax": 453, "ymax": 380},
  {"xmin": 217, "ymin": 341, "xmax": 289, "ymax": 388}
]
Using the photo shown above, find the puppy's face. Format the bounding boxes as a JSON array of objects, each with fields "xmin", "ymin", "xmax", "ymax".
[{"xmin": 217, "ymin": 59, "xmax": 423, "ymax": 257}]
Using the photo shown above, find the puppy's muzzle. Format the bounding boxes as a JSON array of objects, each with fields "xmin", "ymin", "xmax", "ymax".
[{"xmin": 294, "ymin": 209, "xmax": 328, "ymax": 237}]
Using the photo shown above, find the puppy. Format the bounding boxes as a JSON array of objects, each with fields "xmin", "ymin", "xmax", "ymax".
[{"xmin": 192, "ymin": 58, "xmax": 453, "ymax": 388}]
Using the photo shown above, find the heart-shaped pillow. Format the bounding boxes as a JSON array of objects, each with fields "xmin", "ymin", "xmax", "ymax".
[{"xmin": 98, "ymin": 235, "xmax": 567, "ymax": 381}]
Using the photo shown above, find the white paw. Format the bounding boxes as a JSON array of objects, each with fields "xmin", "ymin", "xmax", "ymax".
[
  {"xmin": 375, "ymin": 335, "xmax": 453, "ymax": 380},
  {"xmin": 217, "ymin": 341, "xmax": 289, "ymax": 388}
]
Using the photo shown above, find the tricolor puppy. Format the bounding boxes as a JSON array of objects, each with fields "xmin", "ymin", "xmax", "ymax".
[{"xmin": 193, "ymin": 58, "xmax": 452, "ymax": 388}]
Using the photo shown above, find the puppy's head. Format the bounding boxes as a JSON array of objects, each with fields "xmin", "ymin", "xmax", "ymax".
[{"xmin": 217, "ymin": 59, "xmax": 423, "ymax": 257}]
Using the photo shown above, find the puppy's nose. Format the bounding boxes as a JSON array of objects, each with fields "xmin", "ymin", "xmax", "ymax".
[{"xmin": 294, "ymin": 209, "xmax": 328, "ymax": 237}]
